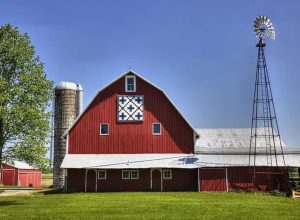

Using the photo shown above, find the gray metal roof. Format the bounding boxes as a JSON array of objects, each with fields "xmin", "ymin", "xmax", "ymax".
[
  {"xmin": 195, "ymin": 128, "xmax": 286, "ymax": 152},
  {"xmin": 197, "ymin": 154, "xmax": 300, "ymax": 167},
  {"xmin": 194, "ymin": 128, "xmax": 300, "ymax": 167},
  {"xmin": 196, "ymin": 147, "xmax": 300, "ymax": 155}
]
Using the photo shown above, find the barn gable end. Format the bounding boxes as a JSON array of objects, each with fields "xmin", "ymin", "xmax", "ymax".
[{"xmin": 67, "ymin": 71, "xmax": 197, "ymax": 154}]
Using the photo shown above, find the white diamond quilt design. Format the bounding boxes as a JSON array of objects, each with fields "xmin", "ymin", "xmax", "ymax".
[{"xmin": 117, "ymin": 96, "xmax": 144, "ymax": 121}]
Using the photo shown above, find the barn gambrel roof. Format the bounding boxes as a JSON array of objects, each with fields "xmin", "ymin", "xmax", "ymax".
[{"xmin": 63, "ymin": 70, "xmax": 199, "ymax": 138}]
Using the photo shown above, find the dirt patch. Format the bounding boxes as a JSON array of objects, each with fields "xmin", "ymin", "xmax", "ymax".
[{"xmin": 0, "ymin": 190, "xmax": 33, "ymax": 196}]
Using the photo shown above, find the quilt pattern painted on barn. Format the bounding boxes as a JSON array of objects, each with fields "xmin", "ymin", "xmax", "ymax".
[{"xmin": 117, "ymin": 96, "xmax": 144, "ymax": 121}]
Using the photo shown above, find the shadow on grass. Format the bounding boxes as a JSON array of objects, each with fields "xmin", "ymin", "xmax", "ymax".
[{"xmin": 0, "ymin": 201, "xmax": 24, "ymax": 207}]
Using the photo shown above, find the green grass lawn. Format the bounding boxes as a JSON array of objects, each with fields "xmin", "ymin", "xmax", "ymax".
[{"xmin": 0, "ymin": 192, "xmax": 299, "ymax": 219}]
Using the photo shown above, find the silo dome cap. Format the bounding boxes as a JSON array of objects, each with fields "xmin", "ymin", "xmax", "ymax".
[{"xmin": 55, "ymin": 81, "xmax": 82, "ymax": 91}]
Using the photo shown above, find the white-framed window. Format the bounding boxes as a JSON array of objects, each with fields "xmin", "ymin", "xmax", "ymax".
[
  {"xmin": 98, "ymin": 170, "xmax": 107, "ymax": 180},
  {"xmin": 100, "ymin": 123, "xmax": 109, "ymax": 135},
  {"xmin": 125, "ymin": 75, "xmax": 136, "ymax": 92},
  {"xmin": 122, "ymin": 170, "xmax": 130, "ymax": 179},
  {"xmin": 131, "ymin": 170, "xmax": 139, "ymax": 179},
  {"xmin": 152, "ymin": 123, "xmax": 161, "ymax": 135},
  {"xmin": 163, "ymin": 170, "xmax": 172, "ymax": 179}
]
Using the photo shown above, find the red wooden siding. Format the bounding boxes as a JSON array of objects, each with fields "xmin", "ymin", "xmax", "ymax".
[
  {"xmin": 227, "ymin": 167, "xmax": 253, "ymax": 191},
  {"xmin": 67, "ymin": 169, "xmax": 86, "ymax": 192},
  {"xmin": 2, "ymin": 164, "xmax": 15, "ymax": 170},
  {"xmin": 1, "ymin": 164, "xmax": 17, "ymax": 185},
  {"xmin": 67, "ymin": 167, "xmax": 288, "ymax": 192},
  {"xmin": 2, "ymin": 170, "xmax": 16, "ymax": 185},
  {"xmin": 200, "ymin": 168, "xmax": 227, "ymax": 191},
  {"xmin": 18, "ymin": 170, "xmax": 42, "ymax": 188},
  {"xmin": 199, "ymin": 167, "xmax": 289, "ymax": 192},
  {"xmin": 0, "ymin": 164, "xmax": 41, "ymax": 188},
  {"xmin": 98, "ymin": 169, "xmax": 150, "ymax": 192},
  {"xmin": 67, "ymin": 168, "xmax": 197, "ymax": 192},
  {"xmin": 163, "ymin": 169, "xmax": 197, "ymax": 191},
  {"xmin": 68, "ymin": 73, "xmax": 194, "ymax": 154}
]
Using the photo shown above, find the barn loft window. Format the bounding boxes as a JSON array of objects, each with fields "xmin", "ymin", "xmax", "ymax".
[
  {"xmin": 122, "ymin": 170, "xmax": 130, "ymax": 179},
  {"xmin": 98, "ymin": 170, "xmax": 107, "ymax": 180},
  {"xmin": 100, "ymin": 123, "xmax": 109, "ymax": 135},
  {"xmin": 131, "ymin": 170, "xmax": 139, "ymax": 179},
  {"xmin": 163, "ymin": 170, "xmax": 172, "ymax": 179},
  {"xmin": 125, "ymin": 75, "xmax": 136, "ymax": 92},
  {"xmin": 152, "ymin": 123, "xmax": 161, "ymax": 135}
]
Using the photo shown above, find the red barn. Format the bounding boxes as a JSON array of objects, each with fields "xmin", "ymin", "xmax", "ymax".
[
  {"xmin": 0, "ymin": 161, "xmax": 42, "ymax": 188},
  {"xmin": 62, "ymin": 71, "xmax": 199, "ymax": 192},
  {"xmin": 61, "ymin": 71, "xmax": 299, "ymax": 192}
]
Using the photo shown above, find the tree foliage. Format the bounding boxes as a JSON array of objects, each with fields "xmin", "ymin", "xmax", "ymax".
[{"xmin": 0, "ymin": 24, "xmax": 53, "ymax": 170}]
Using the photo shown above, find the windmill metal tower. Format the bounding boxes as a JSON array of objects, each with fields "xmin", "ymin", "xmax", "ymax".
[{"xmin": 249, "ymin": 16, "xmax": 286, "ymax": 183}]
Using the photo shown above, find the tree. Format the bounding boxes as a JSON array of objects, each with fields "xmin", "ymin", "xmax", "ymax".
[{"xmin": 0, "ymin": 24, "xmax": 53, "ymax": 172}]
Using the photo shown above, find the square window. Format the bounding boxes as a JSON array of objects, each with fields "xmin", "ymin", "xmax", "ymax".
[
  {"xmin": 100, "ymin": 123, "xmax": 109, "ymax": 135},
  {"xmin": 98, "ymin": 170, "xmax": 106, "ymax": 180},
  {"xmin": 125, "ymin": 75, "xmax": 136, "ymax": 92},
  {"xmin": 122, "ymin": 170, "xmax": 130, "ymax": 179},
  {"xmin": 163, "ymin": 170, "xmax": 172, "ymax": 179},
  {"xmin": 131, "ymin": 170, "xmax": 139, "ymax": 179},
  {"xmin": 153, "ymin": 123, "xmax": 161, "ymax": 135}
]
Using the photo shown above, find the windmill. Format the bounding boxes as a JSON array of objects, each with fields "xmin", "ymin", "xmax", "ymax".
[{"xmin": 249, "ymin": 16, "xmax": 286, "ymax": 187}]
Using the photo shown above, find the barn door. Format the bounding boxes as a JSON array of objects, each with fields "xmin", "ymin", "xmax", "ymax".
[
  {"xmin": 86, "ymin": 170, "xmax": 97, "ymax": 192},
  {"xmin": 151, "ymin": 169, "xmax": 162, "ymax": 192},
  {"xmin": 200, "ymin": 168, "xmax": 227, "ymax": 192},
  {"xmin": 3, "ymin": 170, "xmax": 15, "ymax": 186}
]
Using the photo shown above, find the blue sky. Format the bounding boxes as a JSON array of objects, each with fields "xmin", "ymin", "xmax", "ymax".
[{"xmin": 1, "ymin": 0, "xmax": 300, "ymax": 147}]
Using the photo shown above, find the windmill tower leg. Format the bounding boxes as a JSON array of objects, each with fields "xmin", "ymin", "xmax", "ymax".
[{"xmin": 249, "ymin": 16, "xmax": 286, "ymax": 191}]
